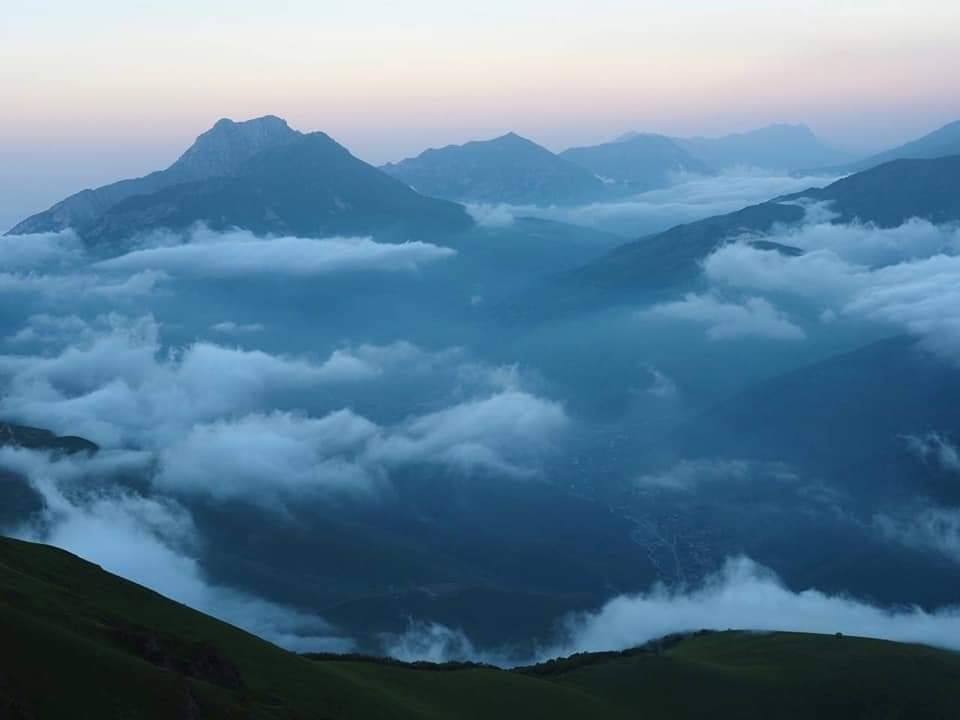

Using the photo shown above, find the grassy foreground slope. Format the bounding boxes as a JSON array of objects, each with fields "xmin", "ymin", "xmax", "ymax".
[{"xmin": 2, "ymin": 536, "xmax": 960, "ymax": 719}]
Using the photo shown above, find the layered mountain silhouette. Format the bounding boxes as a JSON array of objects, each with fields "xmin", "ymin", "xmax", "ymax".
[
  {"xmin": 517, "ymin": 154, "xmax": 960, "ymax": 316},
  {"xmin": 676, "ymin": 124, "xmax": 852, "ymax": 171},
  {"xmin": 9, "ymin": 116, "xmax": 473, "ymax": 249},
  {"xmin": 807, "ymin": 119, "xmax": 960, "ymax": 176},
  {"xmin": 381, "ymin": 132, "xmax": 613, "ymax": 206},
  {"xmin": 10, "ymin": 116, "xmax": 301, "ymax": 235},
  {"xmin": 613, "ymin": 124, "xmax": 852, "ymax": 173},
  {"xmin": 559, "ymin": 134, "xmax": 711, "ymax": 192}
]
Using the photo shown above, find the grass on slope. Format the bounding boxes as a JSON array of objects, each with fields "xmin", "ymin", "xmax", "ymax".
[{"xmin": 2, "ymin": 536, "xmax": 960, "ymax": 719}]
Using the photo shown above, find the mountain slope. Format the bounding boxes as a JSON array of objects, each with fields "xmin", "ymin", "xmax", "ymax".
[
  {"xmin": 3, "ymin": 535, "xmax": 960, "ymax": 719},
  {"xmin": 560, "ymin": 134, "xmax": 711, "ymax": 191},
  {"xmin": 670, "ymin": 124, "xmax": 853, "ymax": 171},
  {"xmin": 677, "ymin": 335, "xmax": 960, "ymax": 495},
  {"xmin": 8, "ymin": 116, "xmax": 301, "ymax": 235},
  {"xmin": 788, "ymin": 154, "xmax": 960, "ymax": 226},
  {"xmin": 523, "ymin": 154, "xmax": 960, "ymax": 315},
  {"xmin": 381, "ymin": 133, "xmax": 611, "ymax": 206},
  {"xmin": 74, "ymin": 132, "xmax": 474, "ymax": 251},
  {"xmin": 810, "ymin": 119, "xmax": 960, "ymax": 175}
]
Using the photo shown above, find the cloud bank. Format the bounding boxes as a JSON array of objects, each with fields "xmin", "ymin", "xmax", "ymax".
[
  {"xmin": 2, "ymin": 446, "xmax": 353, "ymax": 652},
  {"xmin": 467, "ymin": 170, "xmax": 836, "ymax": 236},
  {"xmin": 702, "ymin": 217, "xmax": 960, "ymax": 360},
  {"xmin": 550, "ymin": 556, "xmax": 960, "ymax": 658},
  {"xmin": 96, "ymin": 227, "xmax": 455, "ymax": 277},
  {"xmin": 645, "ymin": 293, "xmax": 805, "ymax": 341},
  {"xmin": 0, "ymin": 315, "xmax": 567, "ymax": 507}
]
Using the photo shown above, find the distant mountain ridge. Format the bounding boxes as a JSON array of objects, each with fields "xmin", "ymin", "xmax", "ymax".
[
  {"xmin": 616, "ymin": 124, "xmax": 853, "ymax": 172},
  {"xmin": 559, "ymin": 134, "xmax": 711, "ymax": 192},
  {"xmin": 806, "ymin": 119, "xmax": 960, "ymax": 176},
  {"xmin": 516, "ymin": 154, "xmax": 960, "ymax": 317},
  {"xmin": 381, "ymin": 132, "xmax": 612, "ymax": 206},
  {"xmin": 9, "ymin": 116, "xmax": 302, "ymax": 235},
  {"xmin": 9, "ymin": 117, "xmax": 474, "ymax": 250}
]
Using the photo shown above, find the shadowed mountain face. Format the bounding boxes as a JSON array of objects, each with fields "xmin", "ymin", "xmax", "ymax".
[
  {"xmin": 783, "ymin": 155, "xmax": 960, "ymax": 226},
  {"xmin": 560, "ymin": 134, "xmax": 711, "ymax": 192},
  {"xmin": 381, "ymin": 133, "xmax": 612, "ymax": 206},
  {"xmin": 529, "ymin": 154, "xmax": 960, "ymax": 314},
  {"xmin": 76, "ymin": 132, "xmax": 474, "ymax": 251},
  {"xmin": 9, "ymin": 116, "xmax": 302, "ymax": 235},
  {"xmin": 8, "ymin": 118, "xmax": 474, "ymax": 251},
  {"xmin": 678, "ymin": 336, "xmax": 960, "ymax": 490}
]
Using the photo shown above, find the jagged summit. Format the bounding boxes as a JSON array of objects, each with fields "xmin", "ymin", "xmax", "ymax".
[
  {"xmin": 7, "ymin": 116, "xmax": 302, "ymax": 236},
  {"xmin": 8, "ymin": 117, "xmax": 472, "ymax": 245},
  {"xmin": 170, "ymin": 115, "xmax": 300, "ymax": 179},
  {"xmin": 608, "ymin": 124, "xmax": 851, "ymax": 172}
]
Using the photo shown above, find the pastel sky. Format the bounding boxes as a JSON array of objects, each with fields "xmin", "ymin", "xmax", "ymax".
[{"xmin": 3, "ymin": 0, "xmax": 960, "ymax": 229}]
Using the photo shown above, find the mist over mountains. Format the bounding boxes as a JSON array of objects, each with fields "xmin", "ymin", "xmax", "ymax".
[
  {"xmin": 4, "ymin": 110, "xmax": 960, "ymax": 716},
  {"xmin": 10, "ymin": 117, "xmax": 473, "ymax": 250}
]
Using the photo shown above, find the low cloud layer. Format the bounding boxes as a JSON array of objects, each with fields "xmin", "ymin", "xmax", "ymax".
[
  {"xmin": 548, "ymin": 557, "xmax": 960, "ymax": 657},
  {"xmin": 635, "ymin": 459, "xmax": 799, "ymax": 493},
  {"xmin": 877, "ymin": 507, "xmax": 960, "ymax": 565},
  {"xmin": 702, "ymin": 216, "xmax": 960, "ymax": 359},
  {"xmin": 0, "ymin": 229, "xmax": 84, "ymax": 269},
  {"xmin": 0, "ymin": 315, "xmax": 567, "ymax": 507},
  {"xmin": 96, "ymin": 227, "xmax": 455, "ymax": 277},
  {"xmin": 2, "ymin": 446, "xmax": 353, "ymax": 652},
  {"xmin": 155, "ymin": 410, "xmax": 382, "ymax": 502},
  {"xmin": 645, "ymin": 293, "xmax": 805, "ymax": 341},
  {"xmin": 211, "ymin": 321, "xmax": 265, "ymax": 335},
  {"xmin": 902, "ymin": 433, "xmax": 960, "ymax": 474},
  {"xmin": 467, "ymin": 170, "xmax": 836, "ymax": 236},
  {"xmin": 372, "ymin": 556, "xmax": 960, "ymax": 666}
]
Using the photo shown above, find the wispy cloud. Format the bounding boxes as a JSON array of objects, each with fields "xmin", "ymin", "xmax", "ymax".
[
  {"xmin": 96, "ymin": 227, "xmax": 455, "ymax": 277},
  {"xmin": 645, "ymin": 293, "xmax": 805, "ymax": 341}
]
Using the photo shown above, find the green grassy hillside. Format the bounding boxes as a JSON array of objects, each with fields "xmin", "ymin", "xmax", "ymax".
[{"xmin": 2, "ymin": 536, "xmax": 958, "ymax": 719}]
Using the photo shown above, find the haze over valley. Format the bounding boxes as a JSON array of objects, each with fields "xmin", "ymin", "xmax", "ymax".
[{"xmin": 3, "ymin": 2, "xmax": 960, "ymax": 717}]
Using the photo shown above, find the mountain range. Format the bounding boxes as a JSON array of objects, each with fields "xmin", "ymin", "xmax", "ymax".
[
  {"xmin": 523, "ymin": 153, "xmax": 960, "ymax": 315},
  {"xmin": 611, "ymin": 124, "xmax": 853, "ymax": 172},
  {"xmin": 9, "ymin": 117, "xmax": 473, "ymax": 250},
  {"xmin": 674, "ymin": 124, "xmax": 853, "ymax": 171}
]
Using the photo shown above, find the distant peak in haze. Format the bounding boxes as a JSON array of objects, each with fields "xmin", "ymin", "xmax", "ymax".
[
  {"xmin": 559, "ymin": 134, "xmax": 712, "ymax": 192},
  {"xmin": 490, "ymin": 131, "xmax": 529, "ymax": 144},
  {"xmin": 806, "ymin": 118, "xmax": 960, "ymax": 176},
  {"xmin": 608, "ymin": 123, "xmax": 854, "ymax": 172},
  {"xmin": 616, "ymin": 123, "xmax": 816, "ymax": 145},
  {"xmin": 381, "ymin": 132, "xmax": 612, "ymax": 206}
]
